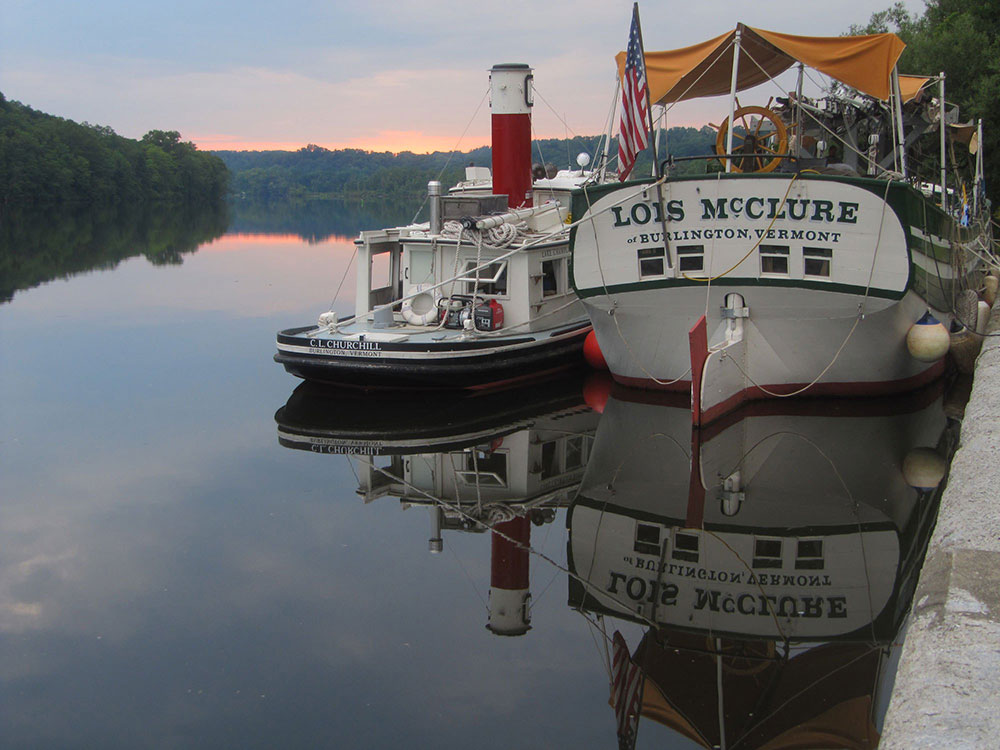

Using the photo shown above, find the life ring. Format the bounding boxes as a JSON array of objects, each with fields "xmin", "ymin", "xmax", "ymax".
[{"xmin": 401, "ymin": 287, "xmax": 439, "ymax": 326}]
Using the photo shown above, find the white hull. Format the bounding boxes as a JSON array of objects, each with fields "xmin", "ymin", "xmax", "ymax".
[
  {"xmin": 571, "ymin": 174, "xmax": 982, "ymax": 422},
  {"xmin": 567, "ymin": 386, "xmax": 950, "ymax": 640}
]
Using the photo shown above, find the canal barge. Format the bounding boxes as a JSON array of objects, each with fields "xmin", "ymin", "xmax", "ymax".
[{"xmin": 570, "ymin": 24, "xmax": 993, "ymax": 423}]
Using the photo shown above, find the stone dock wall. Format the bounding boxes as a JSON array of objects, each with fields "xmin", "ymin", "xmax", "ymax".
[{"xmin": 880, "ymin": 302, "xmax": 1000, "ymax": 748}]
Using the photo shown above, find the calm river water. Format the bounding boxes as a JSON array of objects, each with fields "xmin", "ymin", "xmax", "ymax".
[{"xmin": 0, "ymin": 200, "xmax": 958, "ymax": 748}]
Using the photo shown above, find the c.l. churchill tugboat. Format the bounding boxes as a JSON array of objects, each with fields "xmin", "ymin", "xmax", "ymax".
[
  {"xmin": 275, "ymin": 64, "xmax": 594, "ymax": 389},
  {"xmin": 570, "ymin": 23, "xmax": 994, "ymax": 424}
]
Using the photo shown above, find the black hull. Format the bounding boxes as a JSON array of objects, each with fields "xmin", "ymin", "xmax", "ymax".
[
  {"xmin": 275, "ymin": 369, "xmax": 591, "ymax": 455},
  {"xmin": 274, "ymin": 325, "xmax": 591, "ymax": 390}
]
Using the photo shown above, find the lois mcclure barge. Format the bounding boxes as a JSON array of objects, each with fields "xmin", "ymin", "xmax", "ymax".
[{"xmin": 568, "ymin": 23, "xmax": 992, "ymax": 425}]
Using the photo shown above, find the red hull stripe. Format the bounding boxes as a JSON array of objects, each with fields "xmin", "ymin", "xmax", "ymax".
[{"xmin": 611, "ymin": 359, "xmax": 946, "ymax": 426}]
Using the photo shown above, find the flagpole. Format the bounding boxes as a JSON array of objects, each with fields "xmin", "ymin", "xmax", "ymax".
[
  {"xmin": 632, "ymin": 2, "xmax": 673, "ymax": 269},
  {"xmin": 632, "ymin": 3, "xmax": 659, "ymax": 181}
]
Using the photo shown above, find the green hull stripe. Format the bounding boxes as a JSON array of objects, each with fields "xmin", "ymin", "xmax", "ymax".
[
  {"xmin": 570, "ymin": 172, "xmax": 982, "ymax": 303},
  {"xmin": 575, "ymin": 275, "xmax": 903, "ymax": 300}
]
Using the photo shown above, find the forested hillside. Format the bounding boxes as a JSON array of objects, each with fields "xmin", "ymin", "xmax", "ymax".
[
  {"xmin": 852, "ymin": 0, "xmax": 1000, "ymax": 203},
  {"xmin": 216, "ymin": 128, "xmax": 716, "ymax": 201},
  {"xmin": 0, "ymin": 94, "xmax": 228, "ymax": 206}
]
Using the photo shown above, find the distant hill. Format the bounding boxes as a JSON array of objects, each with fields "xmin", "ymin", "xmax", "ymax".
[
  {"xmin": 0, "ymin": 93, "xmax": 228, "ymax": 207},
  {"xmin": 214, "ymin": 128, "xmax": 716, "ymax": 201}
]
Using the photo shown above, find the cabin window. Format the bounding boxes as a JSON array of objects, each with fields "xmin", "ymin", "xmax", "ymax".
[
  {"xmin": 634, "ymin": 523, "xmax": 662, "ymax": 556},
  {"xmin": 564, "ymin": 436, "xmax": 584, "ymax": 471},
  {"xmin": 677, "ymin": 244, "xmax": 704, "ymax": 273},
  {"xmin": 456, "ymin": 448, "xmax": 508, "ymax": 488},
  {"xmin": 539, "ymin": 440, "xmax": 560, "ymax": 480},
  {"xmin": 541, "ymin": 258, "xmax": 566, "ymax": 297},
  {"xmin": 803, "ymin": 247, "xmax": 832, "ymax": 278},
  {"xmin": 795, "ymin": 539, "xmax": 824, "ymax": 569},
  {"xmin": 461, "ymin": 260, "xmax": 508, "ymax": 296},
  {"xmin": 672, "ymin": 531, "xmax": 699, "ymax": 563},
  {"xmin": 753, "ymin": 537, "xmax": 783, "ymax": 569},
  {"xmin": 759, "ymin": 245, "xmax": 789, "ymax": 275},
  {"xmin": 638, "ymin": 246, "xmax": 666, "ymax": 278}
]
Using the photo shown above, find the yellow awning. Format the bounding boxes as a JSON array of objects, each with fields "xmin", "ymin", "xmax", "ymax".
[
  {"xmin": 899, "ymin": 74, "xmax": 932, "ymax": 103},
  {"xmin": 616, "ymin": 24, "xmax": 906, "ymax": 104}
]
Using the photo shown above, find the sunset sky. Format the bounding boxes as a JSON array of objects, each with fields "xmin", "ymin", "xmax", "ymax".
[{"xmin": 1, "ymin": 1, "xmax": 925, "ymax": 154}]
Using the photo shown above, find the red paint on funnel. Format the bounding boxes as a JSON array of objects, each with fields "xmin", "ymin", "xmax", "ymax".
[
  {"xmin": 491, "ymin": 516, "xmax": 530, "ymax": 591},
  {"xmin": 491, "ymin": 64, "xmax": 533, "ymax": 209}
]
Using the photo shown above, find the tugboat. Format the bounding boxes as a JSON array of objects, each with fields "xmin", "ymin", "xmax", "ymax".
[
  {"xmin": 275, "ymin": 64, "xmax": 594, "ymax": 389},
  {"xmin": 275, "ymin": 371, "xmax": 601, "ymax": 635}
]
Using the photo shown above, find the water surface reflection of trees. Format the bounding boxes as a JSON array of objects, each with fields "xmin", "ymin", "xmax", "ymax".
[{"xmin": 0, "ymin": 201, "xmax": 230, "ymax": 304}]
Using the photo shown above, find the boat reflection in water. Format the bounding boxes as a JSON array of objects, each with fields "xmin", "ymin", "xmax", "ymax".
[
  {"xmin": 567, "ymin": 381, "xmax": 957, "ymax": 748},
  {"xmin": 275, "ymin": 371, "xmax": 601, "ymax": 635}
]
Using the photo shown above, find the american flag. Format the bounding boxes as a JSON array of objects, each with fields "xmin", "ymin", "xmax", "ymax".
[
  {"xmin": 611, "ymin": 631, "xmax": 644, "ymax": 750},
  {"xmin": 618, "ymin": 5, "xmax": 651, "ymax": 182}
]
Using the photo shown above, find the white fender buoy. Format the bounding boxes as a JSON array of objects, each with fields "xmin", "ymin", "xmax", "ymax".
[
  {"xmin": 902, "ymin": 447, "xmax": 947, "ymax": 490},
  {"xmin": 977, "ymin": 300, "xmax": 991, "ymax": 334},
  {"xmin": 906, "ymin": 311, "xmax": 950, "ymax": 362},
  {"xmin": 984, "ymin": 275, "xmax": 998, "ymax": 307},
  {"xmin": 401, "ymin": 286, "xmax": 439, "ymax": 326}
]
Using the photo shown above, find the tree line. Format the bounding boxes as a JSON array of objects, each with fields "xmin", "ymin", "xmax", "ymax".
[
  {"xmin": 852, "ymin": 0, "xmax": 999, "ymax": 204},
  {"xmin": 0, "ymin": 94, "xmax": 229, "ymax": 206},
  {"xmin": 215, "ymin": 128, "xmax": 717, "ymax": 202}
]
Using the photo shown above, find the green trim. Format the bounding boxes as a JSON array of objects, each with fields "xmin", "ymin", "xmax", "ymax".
[
  {"xmin": 569, "ymin": 171, "xmax": 981, "ymax": 302},
  {"xmin": 575, "ymin": 274, "xmax": 904, "ymax": 300}
]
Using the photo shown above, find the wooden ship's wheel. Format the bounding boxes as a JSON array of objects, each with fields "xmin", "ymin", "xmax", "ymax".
[{"xmin": 713, "ymin": 98, "xmax": 790, "ymax": 173}]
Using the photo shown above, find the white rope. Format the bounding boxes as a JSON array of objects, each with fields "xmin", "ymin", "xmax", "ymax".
[
  {"xmin": 409, "ymin": 87, "xmax": 490, "ymax": 225},
  {"xmin": 741, "ymin": 45, "xmax": 885, "ymax": 172},
  {"xmin": 326, "ymin": 246, "xmax": 357, "ymax": 312},
  {"xmin": 582, "ymin": 180, "xmax": 692, "ymax": 386},
  {"xmin": 718, "ymin": 178, "xmax": 893, "ymax": 399},
  {"xmin": 366, "ymin": 178, "xmax": 669, "ymax": 320}
]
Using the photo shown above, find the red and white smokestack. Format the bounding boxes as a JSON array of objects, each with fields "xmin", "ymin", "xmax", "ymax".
[
  {"xmin": 487, "ymin": 515, "xmax": 532, "ymax": 636},
  {"xmin": 490, "ymin": 63, "xmax": 533, "ymax": 209}
]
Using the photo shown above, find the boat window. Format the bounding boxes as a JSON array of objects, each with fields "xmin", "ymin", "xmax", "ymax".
[
  {"xmin": 803, "ymin": 247, "xmax": 832, "ymax": 278},
  {"xmin": 539, "ymin": 440, "xmax": 560, "ymax": 480},
  {"xmin": 456, "ymin": 449, "xmax": 508, "ymax": 488},
  {"xmin": 634, "ymin": 523, "xmax": 662, "ymax": 556},
  {"xmin": 759, "ymin": 245, "xmax": 789, "ymax": 275},
  {"xmin": 671, "ymin": 531, "xmax": 699, "ymax": 563},
  {"xmin": 564, "ymin": 436, "xmax": 584, "ymax": 471},
  {"xmin": 368, "ymin": 455, "xmax": 403, "ymax": 494},
  {"xmin": 370, "ymin": 250, "xmax": 393, "ymax": 291},
  {"xmin": 752, "ymin": 537, "xmax": 783, "ymax": 569},
  {"xmin": 461, "ymin": 261, "xmax": 508, "ymax": 296},
  {"xmin": 541, "ymin": 258, "xmax": 565, "ymax": 297},
  {"xmin": 637, "ymin": 246, "xmax": 665, "ymax": 278},
  {"xmin": 795, "ymin": 538, "xmax": 824, "ymax": 569},
  {"xmin": 677, "ymin": 244, "xmax": 704, "ymax": 273}
]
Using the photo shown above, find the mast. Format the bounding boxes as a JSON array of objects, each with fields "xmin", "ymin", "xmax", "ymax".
[
  {"xmin": 975, "ymin": 118, "xmax": 984, "ymax": 215},
  {"xmin": 794, "ymin": 63, "xmax": 804, "ymax": 166},
  {"xmin": 891, "ymin": 67, "xmax": 907, "ymax": 179},
  {"xmin": 725, "ymin": 28, "xmax": 743, "ymax": 173},
  {"xmin": 939, "ymin": 71, "xmax": 947, "ymax": 212},
  {"xmin": 631, "ymin": 3, "xmax": 673, "ymax": 268}
]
